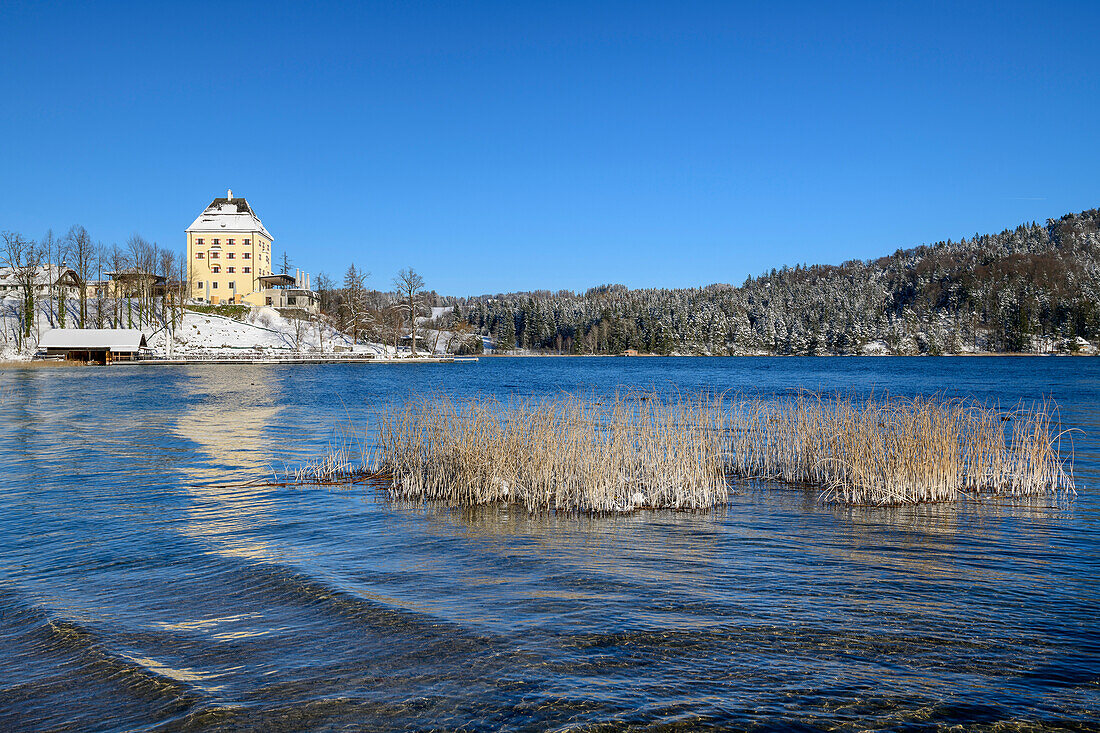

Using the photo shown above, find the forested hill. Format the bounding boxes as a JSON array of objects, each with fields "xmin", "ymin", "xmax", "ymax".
[{"xmin": 453, "ymin": 208, "xmax": 1100, "ymax": 355}]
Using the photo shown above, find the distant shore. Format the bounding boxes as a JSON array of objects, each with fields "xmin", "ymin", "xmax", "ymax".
[
  {"xmin": 477, "ymin": 351, "xmax": 1097, "ymax": 358},
  {"xmin": 3, "ymin": 352, "xmax": 1097, "ymax": 368}
]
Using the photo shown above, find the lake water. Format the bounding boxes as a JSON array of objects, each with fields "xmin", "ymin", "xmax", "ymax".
[{"xmin": 1, "ymin": 357, "xmax": 1098, "ymax": 731}]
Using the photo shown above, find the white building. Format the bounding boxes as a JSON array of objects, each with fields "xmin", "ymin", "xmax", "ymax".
[{"xmin": 0, "ymin": 266, "xmax": 81, "ymax": 298}]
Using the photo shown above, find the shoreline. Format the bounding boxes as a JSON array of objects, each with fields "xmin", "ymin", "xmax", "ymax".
[
  {"xmin": 478, "ymin": 351, "xmax": 1097, "ymax": 358},
  {"xmin": 2, "ymin": 352, "xmax": 1097, "ymax": 368},
  {"xmin": 132, "ymin": 356, "xmax": 466, "ymax": 365}
]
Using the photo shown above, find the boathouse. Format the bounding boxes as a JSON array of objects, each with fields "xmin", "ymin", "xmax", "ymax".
[{"xmin": 37, "ymin": 329, "xmax": 150, "ymax": 364}]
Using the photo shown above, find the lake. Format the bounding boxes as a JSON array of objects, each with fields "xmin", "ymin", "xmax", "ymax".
[{"xmin": 1, "ymin": 357, "xmax": 1098, "ymax": 731}]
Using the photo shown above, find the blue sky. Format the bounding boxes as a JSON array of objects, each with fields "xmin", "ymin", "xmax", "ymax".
[{"xmin": 1, "ymin": 1, "xmax": 1097, "ymax": 295}]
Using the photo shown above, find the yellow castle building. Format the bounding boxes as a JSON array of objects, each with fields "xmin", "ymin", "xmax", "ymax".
[
  {"xmin": 186, "ymin": 190, "xmax": 274, "ymax": 304},
  {"xmin": 186, "ymin": 190, "xmax": 318, "ymax": 311}
]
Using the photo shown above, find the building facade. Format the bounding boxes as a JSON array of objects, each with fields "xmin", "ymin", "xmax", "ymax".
[
  {"xmin": 186, "ymin": 190, "xmax": 275, "ymax": 304},
  {"xmin": 0, "ymin": 265, "xmax": 81, "ymax": 298}
]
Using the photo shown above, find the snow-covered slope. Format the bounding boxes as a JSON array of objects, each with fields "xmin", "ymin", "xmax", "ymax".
[
  {"xmin": 0, "ymin": 298, "xmax": 395, "ymax": 359},
  {"xmin": 152, "ymin": 307, "xmax": 390, "ymax": 357}
]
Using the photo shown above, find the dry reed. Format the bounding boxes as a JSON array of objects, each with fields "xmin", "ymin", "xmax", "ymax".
[
  {"xmin": 373, "ymin": 392, "xmax": 729, "ymax": 512},
  {"xmin": 727, "ymin": 392, "xmax": 1075, "ymax": 505},
  {"xmin": 284, "ymin": 390, "xmax": 1075, "ymax": 510}
]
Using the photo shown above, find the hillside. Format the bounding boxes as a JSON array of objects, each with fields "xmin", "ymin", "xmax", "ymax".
[{"xmin": 452, "ymin": 209, "xmax": 1100, "ymax": 355}]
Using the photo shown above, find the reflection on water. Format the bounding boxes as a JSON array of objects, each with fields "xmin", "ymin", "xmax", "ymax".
[
  {"xmin": 0, "ymin": 357, "xmax": 1098, "ymax": 731},
  {"xmin": 173, "ymin": 366, "xmax": 285, "ymax": 481},
  {"xmin": 171, "ymin": 369, "xmax": 288, "ymax": 562}
]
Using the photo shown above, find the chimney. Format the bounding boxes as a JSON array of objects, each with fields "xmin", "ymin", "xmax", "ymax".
[{"xmin": 227, "ymin": 189, "xmax": 233, "ymax": 201}]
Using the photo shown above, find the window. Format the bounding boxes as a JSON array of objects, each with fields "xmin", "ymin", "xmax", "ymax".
[
  {"xmin": 211, "ymin": 282, "xmax": 218, "ymax": 289},
  {"xmin": 209, "ymin": 251, "xmax": 219, "ymax": 259},
  {"xmin": 227, "ymin": 267, "xmax": 235, "ymax": 273},
  {"xmin": 243, "ymin": 267, "xmax": 251, "ymax": 273},
  {"xmin": 265, "ymin": 297, "xmax": 272, "ymax": 305},
  {"xmin": 196, "ymin": 238, "xmax": 204, "ymax": 245},
  {"xmin": 242, "ymin": 252, "xmax": 251, "ymax": 259},
  {"xmin": 228, "ymin": 239, "xmax": 235, "ymax": 245},
  {"xmin": 197, "ymin": 281, "xmax": 203, "ymax": 288},
  {"xmin": 212, "ymin": 266, "xmax": 220, "ymax": 273},
  {"xmin": 243, "ymin": 239, "xmax": 250, "ymax": 245},
  {"xmin": 288, "ymin": 296, "xmax": 296, "ymax": 305},
  {"xmin": 213, "ymin": 239, "xmax": 219, "ymax": 245},
  {"xmin": 195, "ymin": 252, "xmax": 204, "ymax": 259},
  {"xmin": 229, "ymin": 281, "xmax": 236, "ymax": 289},
  {"xmin": 227, "ymin": 252, "xmax": 235, "ymax": 259}
]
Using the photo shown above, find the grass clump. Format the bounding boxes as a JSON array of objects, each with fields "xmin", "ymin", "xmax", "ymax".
[
  {"xmin": 374, "ymin": 392, "xmax": 729, "ymax": 512},
  {"xmin": 728, "ymin": 393, "xmax": 1075, "ymax": 505}
]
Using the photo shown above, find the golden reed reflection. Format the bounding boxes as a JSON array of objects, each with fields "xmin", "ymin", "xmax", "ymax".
[
  {"xmin": 396, "ymin": 500, "xmax": 729, "ymax": 589},
  {"xmin": 829, "ymin": 496, "xmax": 1066, "ymax": 594}
]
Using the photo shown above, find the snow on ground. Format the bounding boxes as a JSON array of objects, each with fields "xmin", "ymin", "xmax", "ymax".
[
  {"xmin": 428, "ymin": 306, "xmax": 454, "ymax": 321},
  {"xmin": 860, "ymin": 340, "xmax": 890, "ymax": 356},
  {"xmin": 153, "ymin": 307, "xmax": 392, "ymax": 357}
]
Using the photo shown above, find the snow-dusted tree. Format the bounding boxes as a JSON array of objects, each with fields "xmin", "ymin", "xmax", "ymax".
[
  {"xmin": 40, "ymin": 229, "xmax": 69, "ymax": 328},
  {"xmin": 392, "ymin": 267, "xmax": 427, "ymax": 356},
  {"xmin": 2, "ymin": 232, "xmax": 40, "ymax": 345},
  {"xmin": 341, "ymin": 264, "xmax": 370, "ymax": 343},
  {"xmin": 64, "ymin": 225, "xmax": 94, "ymax": 328}
]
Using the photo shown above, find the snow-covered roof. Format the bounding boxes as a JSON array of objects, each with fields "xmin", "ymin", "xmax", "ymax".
[
  {"xmin": 105, "ymin": 267, "xmax": 167, "ymax": 283},
  {"xmin": 186, "ymin": 194, "xmax": 272, "ymax": 239},
  {"xmin": 39, "ymin": 329, "xmax": 149, "ymax": 351},
  {"xmin": 0, "ymin": 266, "xmax": 80, "ymax": 288}
]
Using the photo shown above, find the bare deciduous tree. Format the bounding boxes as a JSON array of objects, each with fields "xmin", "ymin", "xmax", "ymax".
[
  {"xmin": 392, "ymin": 267, "xmax": 426, "ymax": 356},
  {"xmin": 2, "ymin": 231, "xmax": 40, "ymax": 346},
  {"xmin": 65, "ymin": 225, "xmax": 94, "ymax": 328},
  {"xmin": 41, "ymin": 229, "xmax": 70, "ymax": 328}
]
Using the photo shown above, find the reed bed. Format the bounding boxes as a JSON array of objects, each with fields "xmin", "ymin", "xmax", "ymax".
[
  {"xmin": 373, "ymin": 392, "xmax": 729, "ymax": 512},
  {"xmin": 728, "ymin": 393, "xmax": 1075, "ymax": 505},
  {"xmin": 282, "ymin": 390, "xmax": 1075, "ymax": 510}
]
